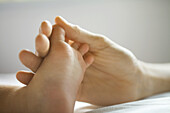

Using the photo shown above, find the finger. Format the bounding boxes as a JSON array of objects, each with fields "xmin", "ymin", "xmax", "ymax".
[
  {"xmin": 39, "ymin": 20, "xmax": 52, "ymax": 38},
  {"xmin": 78, "ymin": 43, "xmax": 89, "ymax": 56},
  {"xmin": 16, "ymin": 71, "xmax": 34, "ymax": 85},
  {"xmin": 50, "ymin": 24, "xmax": 65, "ymax": 45},
  {"xmin": 36, "ymin": 20, "xmax": 51, "ymax": 57},
  {"xmin": 71, "ymin": 42, "xmax": 80, "ymax": 50},
  {"xmin": 55, "ymin": 16, "xmax": 104, "ymax": 47},
  {"xmin": 84, "ymin": 53, "xmax": 94, "ymax": 68},
  {"xmin": 35, "ymin": 34, "xmax": 50, "ymax": 57},
  {"xmin": 19, "ymin": 49, "xmax": 42, "ymax": 72}
]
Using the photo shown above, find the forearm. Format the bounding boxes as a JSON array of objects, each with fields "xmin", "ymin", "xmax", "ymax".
[{"xmin": 139, "ymin": 62, "xmax": 170, "ymax": 98}]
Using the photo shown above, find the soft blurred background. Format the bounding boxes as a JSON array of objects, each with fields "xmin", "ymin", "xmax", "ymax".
[{"xmin": 0, "ymin": 0, "xmax": 170, "ymax": 73}]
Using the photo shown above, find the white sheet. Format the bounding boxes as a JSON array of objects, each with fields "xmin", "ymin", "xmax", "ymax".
[
  {"xmin": 0, "ymin": 73, "xmax": 170, "ymax": 113},
  {"xmin": 85, "ymin": 93, "xmax": 170, "ymax": 113}
]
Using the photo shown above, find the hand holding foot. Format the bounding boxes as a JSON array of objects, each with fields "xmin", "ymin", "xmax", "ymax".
[
  {"xmin": 17, "ymin": 17, "xmax": 142, "ymax": 106},
  {"xmin": 17, "ymin": 17, "xmax": 170, "ymax": 106}
]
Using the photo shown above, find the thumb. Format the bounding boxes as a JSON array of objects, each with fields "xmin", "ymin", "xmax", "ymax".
[{"xmin": 55, "ymin": 16, "xmax": 108, "ymax": 50}]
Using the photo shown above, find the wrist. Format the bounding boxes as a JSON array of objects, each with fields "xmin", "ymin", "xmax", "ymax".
[
  {"xmin": 136, "ymin": 61, "xmax": 154, "ymax": 99},
  {"xmin": 137, "ymin": 61, "xmax": 170, "ymax": 99}
]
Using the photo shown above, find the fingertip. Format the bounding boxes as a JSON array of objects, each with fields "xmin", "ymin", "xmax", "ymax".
[
  {"xmin": 55, "ymin": 16, "xmax": 93, "ymax": 46},
  {"xmin": 16, "ymin": 71, "xmax": 25, "ymax": 81},
  {"xmin": 40, "ymin": 20, "xmax": 52, "ymax": 37},
  {"xmin": 55, "ymin": 16, "xmax": 71, "ymax": 29},
  {"xmin": 55, "ymin": 16, "xmax": 60, "ymax": 23},
  {"xmin": 16, "ymin": 71, "xmax": 34, "ymax": 85},
  {"xmin": 16, "ymin": 71, "xmax": 22, "ymax": 81},
  {"xmin": 55, "ymin": 16, "xmax": 64, "ymax": 24},
  {"xmin": 18, "ymin": 49, "xmax": 30, "ymax": 67},
  {"xmin": 88, "ymin": 55, "xmax": 94, "ymax": 65},
  {"xmin": 84, "ymin": 54, "xmax": 94, "ymax": 68},
  {"xmin": 18, "ymin": 49, "xmax": 42, "ymax": 72},
  {"xmin": 83, "ymin": 43, "xmax": 90, "ymax": 52},
  {"xmin": 19, "ymin": 49, "xmax": 30, "ymax": 62}
]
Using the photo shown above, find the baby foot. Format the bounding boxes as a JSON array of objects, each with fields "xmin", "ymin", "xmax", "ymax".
[{"xmin": 17, "ymin": 20, "xmax": 93, "ymax": 85}]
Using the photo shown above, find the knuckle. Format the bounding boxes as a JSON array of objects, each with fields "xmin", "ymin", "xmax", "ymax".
[
  {"xmin": 72, "ymin": 25, "xmax": 81, "ymax": 34},
  {"xmin": 95, "ymin": 34, "xmax": 106, "ymax": 43}
]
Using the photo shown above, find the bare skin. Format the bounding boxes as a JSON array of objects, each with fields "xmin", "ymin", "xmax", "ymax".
[
  {"xmin": 17, "ymin": 16, "xmax": 170, "ymax": 106},
  {"xmin": 0, "ymin": 25, "xmax": 93, "ymax": 113}
]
